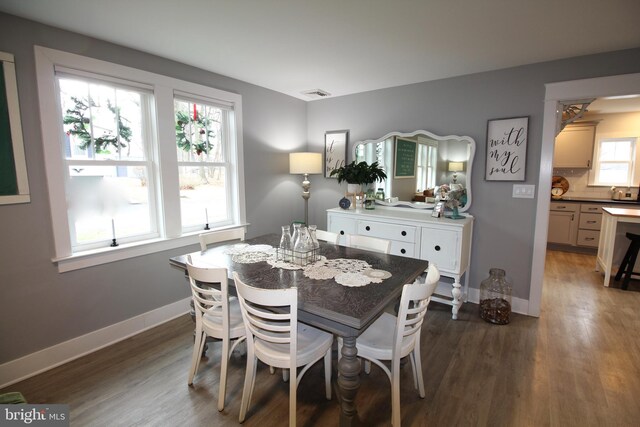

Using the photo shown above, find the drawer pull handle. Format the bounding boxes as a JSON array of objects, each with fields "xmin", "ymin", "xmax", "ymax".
[
  {"xmin": 401, "ymin": 231, "xmax": 407, "ymax": 236},
  {"xmin": 435, "ymin": 245, "xmax": 441, "ymax": 251},
  {"xmin": 587, "ymin": 221, "xmax": 597, "ymax": 224},
  {"xmin": 586, "ymin": 238, "xmax": 595, "ymax": 241},
  {"xmin": 401, "ymin": 248, "xmax": 406, "ymax": 254},
  {"xmin": 365, "ymin": 226, "xmax": 371, "ymax": 231},
  {"xmin": 340, "ymin": 230, "xmax": 345, "ymax": 235}
]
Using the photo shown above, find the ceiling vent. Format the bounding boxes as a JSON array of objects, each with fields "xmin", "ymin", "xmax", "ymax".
[{"xmin": 301, "ymin": 89, "xmax": 331, "ymax": 99}]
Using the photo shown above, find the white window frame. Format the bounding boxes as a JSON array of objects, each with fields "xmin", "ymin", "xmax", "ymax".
[
  {"xmin": 415, "ymin": 140, "xmax": 437, "ymax": 192},
  {"xmin": 591, "ymin": 137, "xmax": 639, "ymax": 187},
  {"xmin": 35, "ymin": 46, "xmax": 246, "ymax": 272}
]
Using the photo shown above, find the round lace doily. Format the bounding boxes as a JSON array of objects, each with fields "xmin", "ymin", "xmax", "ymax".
[{"xmin": 230, "ymin": 244, "xmax": 276, "ymax": 264}]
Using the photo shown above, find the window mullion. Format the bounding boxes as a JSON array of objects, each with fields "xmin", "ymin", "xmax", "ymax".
[{"xmin": 155, "ymin": 85, "xmax": 182, "ymax": 238}]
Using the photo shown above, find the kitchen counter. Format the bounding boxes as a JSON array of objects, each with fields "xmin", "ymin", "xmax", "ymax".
[
  {"xmin": 596, "ymin": 207, "xmax": 640, "ymax": 287},
  {"xmin": 551, "ymin": 197, "xmax": 639, "ymax": 205}
]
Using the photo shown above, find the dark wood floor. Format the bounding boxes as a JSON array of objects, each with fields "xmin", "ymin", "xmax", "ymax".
[{"xmin": 4, "ymin": 250, "xmax": 640, "ymax": 426}]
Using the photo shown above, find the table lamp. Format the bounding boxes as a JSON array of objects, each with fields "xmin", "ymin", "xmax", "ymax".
[
  {"xmin": 448, "ymin": 162, "xmax": 464, "ymax": 184},
  {"xmin": 289, "ymin": 152, "xmax": 323, "ymax": 225}
]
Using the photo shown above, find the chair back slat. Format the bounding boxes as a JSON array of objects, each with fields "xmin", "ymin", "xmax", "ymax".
[
  {"xmin": 199, "ymin": 227, "xmax": 245, "ymax": 251},
  {"xmin": 233, "ymin": 272, "xmax": 298, "ymax": 354},
  {"xmin": 345, "ymin": 234, "xmax": 391, "ymax": 254},
  {"xmin": 186, "ymin": 256, "xmax": 231, "ymax": 328},
  {"xmin": 395, "ymin": 264, "xmax": 440, "ymax": 348}
]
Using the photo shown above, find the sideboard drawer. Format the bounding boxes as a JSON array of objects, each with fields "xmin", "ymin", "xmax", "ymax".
[
  {"xmin": 357, "ymin": 221, "xmax": 417, "ymax": 243},
  {"xmin": 328, "ymin": 215, "xmax": 356, "ymax": 245},
  {"xmin": 389, "ymin": 241, "xmax": 417, "ymax": 258}
]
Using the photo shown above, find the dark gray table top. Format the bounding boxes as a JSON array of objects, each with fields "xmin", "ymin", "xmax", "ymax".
[{"xmin": 170, "ymin": 234, "xmax": 429, "ymax": 337}]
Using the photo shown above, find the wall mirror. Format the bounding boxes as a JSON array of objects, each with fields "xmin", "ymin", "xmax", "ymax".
[{"xmin": 354, "ymin": 130, "xmax": 475, "ymax": 212}]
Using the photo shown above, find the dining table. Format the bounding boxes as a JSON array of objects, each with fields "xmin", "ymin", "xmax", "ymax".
[{"xmin": 170, "ymin": 233, "xmax": 430, "ymax": 427}]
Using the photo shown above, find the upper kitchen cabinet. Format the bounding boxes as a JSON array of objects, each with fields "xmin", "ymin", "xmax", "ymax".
[{"xmin": 553, "ymin": 122, "xmax": 597, "ymax": 168}]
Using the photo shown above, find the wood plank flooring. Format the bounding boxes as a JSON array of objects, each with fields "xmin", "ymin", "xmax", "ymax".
[{"xmin": 3, "ymin": 250, "xmax": 640, "ymax": 426}]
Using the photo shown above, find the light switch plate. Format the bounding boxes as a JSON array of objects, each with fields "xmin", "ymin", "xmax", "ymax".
[{"xmin": 513, "ymin": 184, "xmax": 535, "ymax": 198}]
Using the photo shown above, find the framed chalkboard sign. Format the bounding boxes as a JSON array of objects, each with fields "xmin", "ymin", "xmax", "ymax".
[
  {"xmin": 485, "ymin": 116, "xmax": 528, "ymax": 181},
  {"xmin": 0, "ymin": 51, "xmax": 29, "ymax": 204},
  {"xmin": 394, "ymin": 137, "xmax": 416, "ymax": 178}
]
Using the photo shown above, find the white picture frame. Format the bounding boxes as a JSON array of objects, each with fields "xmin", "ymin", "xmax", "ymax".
[
  {"xmin": 485, "ymin": 116, "xmax": 528, "ymax": 181},
  {"xmin": 0, "ymin": 51, "xmax": 30, "ymax": 205},
  {"xmin": 325, "ymin": 130, "xmax": 348, "ymax": 178}
]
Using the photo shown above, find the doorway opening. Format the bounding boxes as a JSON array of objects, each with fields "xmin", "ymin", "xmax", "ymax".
[{"xmin": 529, "ymin": 73, "xmax": 640, "ymax": 316}]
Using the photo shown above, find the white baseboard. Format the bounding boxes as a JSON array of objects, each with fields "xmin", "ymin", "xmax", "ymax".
[{"xmin": 0, "ymin": 297, "xmax": 191, "ymax": 389}]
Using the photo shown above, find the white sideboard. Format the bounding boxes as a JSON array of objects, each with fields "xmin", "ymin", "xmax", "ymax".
[{"xmin": 327, "ymin": 206, "xmax": 474, "ymax": 319}]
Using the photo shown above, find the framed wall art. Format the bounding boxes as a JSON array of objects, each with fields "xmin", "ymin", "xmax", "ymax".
[
  {"xmin": 324, "ymin": 130, "xmax": 348, "ymax": 178},
  {"xmin": 485, "ymin": 116, "xmax": 528, "ymax": 181},
  {"xmin": 0, "ymin": 51, "xmax": 30, "ymax": 205},
  {"xmin": 394, "ymin": 137, "xmax": 416, "ymax": 178}
]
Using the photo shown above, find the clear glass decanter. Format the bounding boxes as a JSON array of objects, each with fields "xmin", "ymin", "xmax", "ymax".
[{"xmin": 279, "ymin": 225, "xmax": 292, "ymax": 261}]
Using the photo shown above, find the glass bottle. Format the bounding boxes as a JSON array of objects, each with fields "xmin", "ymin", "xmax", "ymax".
[
  {"xmin": 365, "ymin": 187, "xmax": 376, "ymax": 210},
  {"xmin": 308, "ymin": 225, "xmax": 320, "ymax": 249},
  {"xmin": 293, "ymin": 225, "xmax": 311, "ymax": 265},
  {"xmin": 479, "ymin": 268, "xmax": 512, "ymax": 325},
  {"xmin": 375, "ymin": 188, "xmax": 385, "ymax": 201},
  {"xmin": 279, "ymin": 225, "xmax": 292, "ymax": 262},
  {"xmin": 291, "ymin": 222, "xmax": 302, "ymax": 250}
]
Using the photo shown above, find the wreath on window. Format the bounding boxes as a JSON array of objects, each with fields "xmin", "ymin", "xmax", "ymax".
[
  {"xmin": 175, "ymin": 109, "xmax": 216, "ymax": 155},
  {"xmin": 63, "ymin": 96, "xmax": 132, "ymax": 153}
]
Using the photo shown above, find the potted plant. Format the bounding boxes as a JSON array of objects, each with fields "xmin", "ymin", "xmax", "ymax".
[{"xmin": 330, "ymin": 160, "xmax": 387, "ymax": 189}]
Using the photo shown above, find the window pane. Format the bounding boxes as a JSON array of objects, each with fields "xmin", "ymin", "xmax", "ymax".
[
  {"xmin": 598, "ymin": 162, "xmax": 629, "ymax": 183},
  {"xmin": 599, "ymin": 140, "xmax": 631, "ymax": 161},
  {"xmin": 68, "ymin": 166, "xmax": 153, "ymax": 245},
  {"xmin": 59, "ymin": 78, "xmax": 147, "ymax": 161},
  {"xmin": 179, "ymin": 166, "xmax": 229, "ymax": 228},
  {"xmin": 175, "ymin": 99, "xmax": 224, "ymax": 162}
]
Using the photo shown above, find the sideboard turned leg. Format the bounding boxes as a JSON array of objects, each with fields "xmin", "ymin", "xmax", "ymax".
[{"xmin": 451, "ymin": 281, "xmax": 462, "ymax": 320}]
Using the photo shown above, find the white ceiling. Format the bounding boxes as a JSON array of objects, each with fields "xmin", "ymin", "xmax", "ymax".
[{"xmin": 1, "ymin": 0, "xmax": 639, "ymax": 100}]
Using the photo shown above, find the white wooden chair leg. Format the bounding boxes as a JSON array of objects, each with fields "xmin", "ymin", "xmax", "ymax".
[
  {"xmin": 364, "ymin": 359, "xmax": 371, "ymax": 374},
  {"xmin": 324, "ymin": 348, "xmax": 332, "ymax": 399},
  {"xmin": 391, "ymin": 358, "xmax": 401, "ymax": 427},
  {"xmin": 188, "ymin": 330, "xmax": 205, "ymax": 385},
  {"xmin": 289, "ymin": 367, "xmax": 297, "ymax": 427},
  {"xmin": 412, "ymin": 350, "xmax": 425, "ymax": 398},
  {"xmin": 239, "ymin": 354, "xmax": 255, "ymax": 422},
  {"xmin": 282, "ymin": 368, "xmax": 290, "ymax": 382},
  {"xmin": 217, "ymin": 338, "xmax": 230, "ymax": 411},
  {"xmin": 270, "ymin": 366, "xmax": 275, "ymax": 374}
]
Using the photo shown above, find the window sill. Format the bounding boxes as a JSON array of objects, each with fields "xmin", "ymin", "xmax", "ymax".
[{"xmin": 52, "ymin": 233, "xmax": 202, "ymax": 273}]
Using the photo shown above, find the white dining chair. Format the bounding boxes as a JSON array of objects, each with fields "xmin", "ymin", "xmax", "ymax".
[
  {"xmin": 186, "ymin": 257, "xmax": 246, "ymax": 412},
  {"xmin": 338, "ymin": 263, "xmax": 440, "ymax": 427},
  {"xmin": 315, "ymin": 229, "xmax": 340, "ymax": 244},
  {"xmin": 233, "ymin": 272, "xmax": 333, "ymax": 426},
  {"xmin": 199, "ymin": 227, "xmax": 245, "ymax": 251},
  {"xmin": 345, "ymin": 233, "xmax": 391, "ymax": 254}
]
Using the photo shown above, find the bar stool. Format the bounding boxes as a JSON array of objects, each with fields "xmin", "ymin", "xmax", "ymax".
[{"xmin": 614, "ymin": 232, "xmax": 640, "ymax": 290}]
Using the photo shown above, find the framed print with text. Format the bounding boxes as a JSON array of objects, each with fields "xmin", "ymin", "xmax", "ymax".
[{"xmin": 485, "ymin": 116, "xmax": 528, "ymax": 181}]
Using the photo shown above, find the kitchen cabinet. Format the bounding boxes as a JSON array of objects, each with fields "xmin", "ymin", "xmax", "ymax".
[
  {"xmin": 553, "ymin": 123, "xmax": 596, "ymax": 168},
  {"xmin": 327, "ymin": 206, "xmax": 473, "ymax": 319},
  {"xmin": 548, "ymin": 202, "xmax": 579, "ymax": 245}
]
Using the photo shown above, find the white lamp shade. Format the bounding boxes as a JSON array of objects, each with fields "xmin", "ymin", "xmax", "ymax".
[
  {"xmin": 448, "ymin": 162, "xmax": 464, "ymax": 172},
  {"xmin": 289, "ymin": 152, "xmax": 323, "ymax": 174}
]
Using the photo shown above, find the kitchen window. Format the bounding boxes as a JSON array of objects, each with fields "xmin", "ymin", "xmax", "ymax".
[
  {"xmin": 35, "ymin": 46, "xmax": 245, "ymax": 272},
  {"xmin": 592, "ymin": 137, "xmax": 638, "ymax": 186}
]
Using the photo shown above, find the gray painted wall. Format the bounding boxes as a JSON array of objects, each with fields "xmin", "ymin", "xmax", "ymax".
[
  {"xmin": 1, "ymin": 10, "xmax": 639, "ymax": 366},
  {"xmin": 0, "ymin": 13, "xmax": 306, "ymax": 364},
  {"xmin": 306, "ymin": 48, "xmax": 640, "ymax": 301}
]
